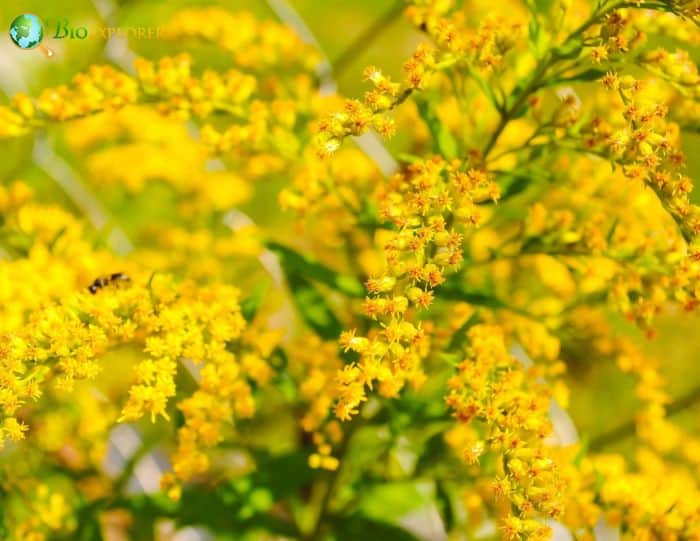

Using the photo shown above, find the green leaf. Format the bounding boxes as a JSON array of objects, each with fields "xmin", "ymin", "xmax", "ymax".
[
  {"xmin": 436, "ymin": 482, "xmax": 455, "ymax": 532},
  {"xmin": 549, "ymin": 68, "xmax": 607, "ymax": 85},
  {"xmin": 486, "ymin": 172, "xmax": 531, "ymax": 203},
  {"xmin": 356, "ymin": 198, "xmax": 386, "ymax": 231},
  {"xmin": 552, "ymin": 37, "xmax": 584, "ymax": 60},
  {"xmin": 72, "ymin": 512, "xmax": 106, "ymax": 541},
  {"xmin": 502, "ymin": 175, "xmax": 530, "ymax": 200},
  {"xmin": 440, "ymin": 286, "xmax": 508, "ymax": 309},
  {"xmin": 47, "ymin": 226, "xmax": 67, "ymax": 253},
  {"xmin": 241, "ymin": 281, "xmax": 269, "ymax": 322},
  {"xmin": 146, "ymin": 271, "xmax": 162, "ymax": 315},
  {"xmin": 416, "ymin": 99, "xmax": 459, "ymax": 159},
  {"xmin": 573, "ymin": 435, "xmax": 589, "ymax": 468},
  {"xmin": 414, "ymin": 431, "xmax": 449, "ymax": 474},
  {"xmin": 606, "ymin": 218, "xmax": 619, "ymax": 243},
  {"xmin": 534, "ymin": 0, "xmax": 554, "ymax": 13},
  {"xmin": 526, "ymin": 12, "xmax": 548, "ymax": 58},
  {"xmin": 288, "ymin": 273, "xmax": 343, "ymax": 339},
  {"xmin": 530, "ymin": 143, "xmax": 546, "ymax": 161},
  {"xmin": 344, "ymin": 424, "xmax": 393, "ymax": 473},
  {"xmin": 528, "ymin": 17, "xmax": 539, "ymax": 45},
  {"xmin": 254, "ymin": 450, "xmax": 320, "ymax": 498},
  {"xmin": 114, "ymin": 453, "xmax": 313, "ymax": 536},
  {"xmin": 464, "ymin": 67, "xmax": 502, "ymax": 112},
  {"xmin": 355, "ymin": 480, "xmax": 437, "ymax": 523},
  {"xmin": 333, "ymin": 481, "xmax": 439, "ymax": 540},
  {"xmin": 397, "ymin": 152, "xmax": 423, "ymax": 164},
  {"xmin": 519, "ymin": 235, "xmax": 546, "ymax": 254},
  {"xmin": 130, "ymin": 512, "xmax": 156, "ymax": 541},
  {"xmin": 334, "ymin": 515, "xmax": 423, "ymax": 541},
  {"xmin": 266, "ymin": 241, "xmax": 364, "ymax": 298},
  {"xmin": 257, "ymin": 245, "xmax": 347, "ymax": 339},
  {"xmin": 447, "ymin": 311, "xmax": 481, "ymax": 350},
  {"xmin": 503, "ymin": 80, "xmax": 532, "ymax": 118}
]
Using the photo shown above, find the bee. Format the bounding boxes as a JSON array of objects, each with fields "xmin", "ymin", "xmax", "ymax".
[{"xmin": 88, "ymin": 272, "xmax": 131, "ymax": 294}]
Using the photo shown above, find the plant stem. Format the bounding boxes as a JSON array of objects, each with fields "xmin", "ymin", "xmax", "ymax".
[
  {"xmin": 589, "ymin": 384, "xmax": 700, "ymax": 451},
  {"xmin": 481, "ymin": 56, "xmax": 553, "ymax": 160},
  {"xmin": 303, "ymin": 415, "xmax": 365, "ymax": 541},
  {"xmin": 480, "ymin": 0, "xmax": 645, "ymax": 161},
  {"xmin": 333, "ymin": 1, "xmax": 406, "ymax": 77}
]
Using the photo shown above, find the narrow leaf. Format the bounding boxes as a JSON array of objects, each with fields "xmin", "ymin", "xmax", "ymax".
[
  {"xmin": 288, "ymin": 273, "xmax": 343, "ymax": 339},
  {"xmin": 552, "ymin": 37, "xmax": 584, "ymax": 60},
  {"xmin": 240, "ymin": 281, "xmax": 269, "ymax": 322},
  {"xmin": 334, "ymin": 515, "xmax": 423, "ymax": 541},
  {"xmin": 267, "ymin": 241, "xmax": 365, "ymax": 297},
  {"xmin": 416, "ymin": 99, "xmax": 459, "ymax": 159}
]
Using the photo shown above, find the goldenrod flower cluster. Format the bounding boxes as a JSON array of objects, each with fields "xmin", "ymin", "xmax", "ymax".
[
  {"xmin": 161, "ymin": 8, "xmax": 320, "ymax": 73},
  {"xmin": 316, "ymin": 46, "xmax": 436, "ymax": 155},
  {"xmin": 447, "ymin": 325, "xmax": 562, "ymax": 539},
  {"xmin": 336, "ymin": 160, "xmax": 499, "ymax": 421},
  {"xmin": 0, "ymin": 260, "xmax": 272, "ymax": 459}
]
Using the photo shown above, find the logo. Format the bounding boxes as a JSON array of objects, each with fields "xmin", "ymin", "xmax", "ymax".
[
  {"xmin": 9, "ymin": 13, "xmax": 162, "ymax": 59},
  {"xmin": 9, "ymin": 13, "xmax": 43, "ymax": 49},
  {"xmin": 52, "ymin": 18, "xmax": 89, "ymax": 40},
  {"xmin": 9, "ymin": 13, "xmax": 53, "ymax": 56}
]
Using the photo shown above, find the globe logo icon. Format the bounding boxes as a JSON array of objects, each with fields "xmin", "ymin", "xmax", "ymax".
[{"xmin": 9, "ymin": 14, "xmax": 44, "ymax": 50}]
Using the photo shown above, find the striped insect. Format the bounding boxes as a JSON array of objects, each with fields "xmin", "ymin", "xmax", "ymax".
[{"xmin": 88, "ymin": 272, "xmax": 131, "ymax": 294}]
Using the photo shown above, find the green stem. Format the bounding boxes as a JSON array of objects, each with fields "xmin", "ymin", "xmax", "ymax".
[
  {"xmin": 481, "ymin": 54, "xmax": 554, "ymax": 160},
  {"xmin": 485, "ymin": 123, "xmax": 550, "ymax": 163},
  {"xmin": 480, "ymin": 0, "xmax": 663, "ymax": 161},
  {"xmin": 333, "ymin": 1, "xmax": 405, "ymax": 77},
  {"xmin": 304, "ymin": 417, "xmax": 362, "ymax": 541},
  {"xmin": 589, "ymin": 383, "xmax": 700, "ymax": 451}
]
